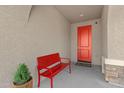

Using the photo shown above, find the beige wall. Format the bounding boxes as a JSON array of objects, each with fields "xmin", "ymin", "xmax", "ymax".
[
  {"xmin": 101, "ymin": 6, "xmax": 109, "ymax": 73},
  {"xmin": 71, "ymin": 19, "xmax": 102, "ymax": 65},
  {"xmin": 101, "ymin": 6, "xmax": 109, "ymax": 58},
  {"xmin": 0, "ymin": 5, "xmax": 71, "ymax": 87},
  {"xmin": 102, "ymin": 5, "xmax": 124, "ymax": 70},
  {"xmin": 107, "ymin": 5, "xmax": 124, "ymax": 60}
]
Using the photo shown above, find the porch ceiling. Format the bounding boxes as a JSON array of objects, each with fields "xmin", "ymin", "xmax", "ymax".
[{"xmin": 55, "ymin": 5, "xmax": 104, "ymax": 23}]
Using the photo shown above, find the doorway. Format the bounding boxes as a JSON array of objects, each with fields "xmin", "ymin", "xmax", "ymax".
[{"xmin": 77, "ymin": 25, "xmax": 92, "ymax": 63}]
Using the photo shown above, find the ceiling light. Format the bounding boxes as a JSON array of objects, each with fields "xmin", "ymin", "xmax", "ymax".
[{"xmin": 80, "ymin": 13, "xmax": 84, "ymax": 17}]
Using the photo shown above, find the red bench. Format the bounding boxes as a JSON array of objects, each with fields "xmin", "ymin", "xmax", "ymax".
[{"xmin": 37, "ymin": 53, "xmax": 71, "ymax": 88}]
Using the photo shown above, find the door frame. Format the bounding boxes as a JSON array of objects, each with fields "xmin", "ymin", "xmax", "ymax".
[{"xmin": 77, "ymin": 25, "xmax": 92, "ymax": 63}]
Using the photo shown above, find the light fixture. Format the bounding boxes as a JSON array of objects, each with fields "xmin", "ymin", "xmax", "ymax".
[{"xmin": 80, "ymin": 13, "xmax": 84, "ymax": 17}]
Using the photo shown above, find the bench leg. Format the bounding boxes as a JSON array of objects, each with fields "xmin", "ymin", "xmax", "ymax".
[
  {"xmin": 69, "ymin": 63, "xmax": 71, "ymax": 74},
  {"xmin": 50, "ymin": 78, "xmax": 53, "ymax": 88},
  {"xmin": 38, "ymin": 74, "xmax": 40, "ymax": 88}
]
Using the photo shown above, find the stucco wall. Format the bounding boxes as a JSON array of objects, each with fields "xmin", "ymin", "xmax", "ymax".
[
  {"xmin": 101, "ymin": 6, "xmax": 109, "ymax": 73},
  {"xmin": 107, "ymin": 5, "xmax": 124, "ymax": 60},
  {"xmin": 71, "ymin": 19, "xmax": 102, "ymax": 65},
  {"xmin": 0, "ymin": 5, "xmax": 70, "ymax": 87},
  {"xmin": 102, "ymin": 5, "xmax": 124, "ymax": 73},
  {"xmin": 101, "ymin": 6, "xmax": 109, "ymax": 58}
]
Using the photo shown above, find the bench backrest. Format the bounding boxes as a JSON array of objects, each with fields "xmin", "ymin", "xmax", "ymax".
[{"xmin": 37, "ymin": 53, "xmax": 61, "ymax": 68}]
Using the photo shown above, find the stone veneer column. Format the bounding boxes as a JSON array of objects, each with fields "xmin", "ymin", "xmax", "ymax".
[{"xmin": 105, "ymin": 64, "xmax": 124, "ymax": 86}]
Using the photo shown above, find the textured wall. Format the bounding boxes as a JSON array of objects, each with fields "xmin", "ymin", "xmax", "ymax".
[
  {"xmin": 101, "ymin": 6, "xmax": 109, "ymax": 73},
  {"xmin": 107, "ymin": 5, "xmax": 124, "ymax": 60},
  {"xmin": 71, "ymin": 19, "xmax": 102, "ymax": 65},
  {"xmin": 103, "ymin": 6, "xmax": 124, "ymax": 75},
  {"xmin": 0, "ymin": 5, "xmax": 70, "ymax": 87},
  {"xmin": 101, "ymin": 6, "xmax": 109, "ymax": 58}
]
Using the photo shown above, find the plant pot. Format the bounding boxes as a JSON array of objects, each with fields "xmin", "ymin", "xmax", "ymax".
[{"xmin": 13, "ymin": 77, "xmax": 33, "ymax": 88}]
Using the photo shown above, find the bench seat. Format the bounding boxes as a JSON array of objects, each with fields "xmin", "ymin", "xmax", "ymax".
[{"xmin": 40, "ymin": 63, "xmax": 69, "ymax": 78}]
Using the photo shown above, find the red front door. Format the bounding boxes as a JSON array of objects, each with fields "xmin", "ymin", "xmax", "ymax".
[{"xmin": 77, "ymin": 25, "xmax": 92, "ymax": 63}]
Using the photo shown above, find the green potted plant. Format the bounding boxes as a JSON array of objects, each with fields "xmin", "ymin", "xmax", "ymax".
[{"xmin": 13, "ymin": 63, "xmax": 33, "ymax": 88}]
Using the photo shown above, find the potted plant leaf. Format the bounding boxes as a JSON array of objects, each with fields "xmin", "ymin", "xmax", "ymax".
[{"xmin": 13, "ymin": 63, "xmax": 33, "ymax": 88}]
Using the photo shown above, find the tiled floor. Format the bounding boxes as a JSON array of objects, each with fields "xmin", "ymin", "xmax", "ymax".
[{"xmin": 38, "ymin": 63, "xmax": 120, "ymax": 88}]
